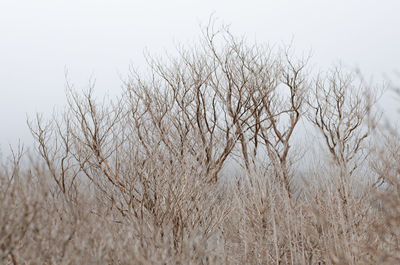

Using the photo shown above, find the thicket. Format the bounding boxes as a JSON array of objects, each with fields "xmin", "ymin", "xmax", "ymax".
[{"xmin": 1, "ymin": 24, "xmax": 399, "ymax": 264}]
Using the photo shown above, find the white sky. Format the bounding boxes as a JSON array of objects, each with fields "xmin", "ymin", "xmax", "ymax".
[{"xmin": 0, "ymin": 0, "xmax": 399, "ymax": 155}]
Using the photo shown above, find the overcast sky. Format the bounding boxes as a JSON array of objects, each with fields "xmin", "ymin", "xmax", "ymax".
[{"xmin": 1, "ymin": 0, "xmax": 399, "ymax": 155}]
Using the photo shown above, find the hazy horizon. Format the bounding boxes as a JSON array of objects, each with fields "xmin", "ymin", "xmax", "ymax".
[{"xmin": 1, "ymin": 0, "xmax": 399, "ymax": 156}]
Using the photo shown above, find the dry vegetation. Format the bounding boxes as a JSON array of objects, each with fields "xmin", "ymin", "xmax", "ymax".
[{"xmin": 1, "ymin": 23, "xmax": 399, "ymax": 264}]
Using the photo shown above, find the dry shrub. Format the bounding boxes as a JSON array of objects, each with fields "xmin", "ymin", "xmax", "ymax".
[{"xmin": 1, "ymin": 22, "xmax": 399, "ymax": 264}]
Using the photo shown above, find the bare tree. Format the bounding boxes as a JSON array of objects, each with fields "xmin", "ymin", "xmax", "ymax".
[
  {"xmin": 242, "ymin": 50, "xmax": 309, "ymax": 197},
  {"xmin": 307, "ymin": 66, "xmax": 379, "ymax": 210},
  {"xmin": 124, "ymin": 23, "xmax": 279, "ymax": 185}
]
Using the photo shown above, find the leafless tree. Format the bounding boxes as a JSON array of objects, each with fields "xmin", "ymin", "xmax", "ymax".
[
  {"xmin": 258, "ymin": 52, "xmax": 308, "ymax": 197},
  {"xmin": 307, "ymin": 66, "xmax": 379, "ymax": 213},
  {"xmin": 124, "ymin": 23, "xmax": 282, "ymax": 186}
]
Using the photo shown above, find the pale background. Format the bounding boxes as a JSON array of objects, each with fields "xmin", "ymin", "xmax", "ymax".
[{"xmin": 1, "ymin": 0, "xmax": 399, "ymax": 156}]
